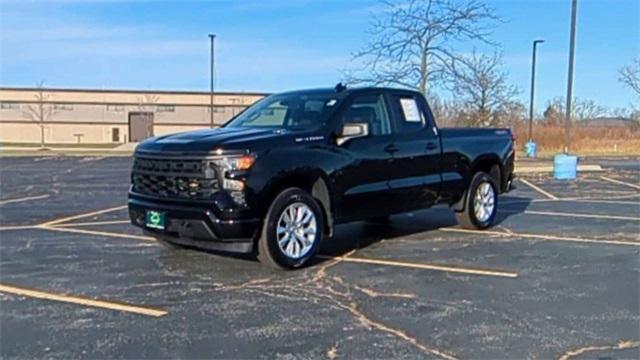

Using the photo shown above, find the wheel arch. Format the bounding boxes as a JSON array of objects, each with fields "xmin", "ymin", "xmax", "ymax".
[
  {"xmin": 471, "ymin": 155, "xmax": 502, "ymax": 190},
  {"xmin": 452, "ymin": 156, "xmax": 502, "ymax": 212}
]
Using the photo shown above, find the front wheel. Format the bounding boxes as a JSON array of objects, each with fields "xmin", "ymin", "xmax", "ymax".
[
  {"xmin": 455, "ymin": 172, "xmax": 498, "ymax": 230},
  {"xmin": 257, "ymin": 188, "xmax": 324, "ymax": 269}
]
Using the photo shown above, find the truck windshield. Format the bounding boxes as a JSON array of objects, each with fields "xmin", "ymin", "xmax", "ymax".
[{"xmin": 225, "ymin": 93, "xmax": 340, "ymax": 132}]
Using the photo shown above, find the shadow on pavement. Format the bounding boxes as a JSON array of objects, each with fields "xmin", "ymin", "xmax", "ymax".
[
  {"xmin": 153, "ymin": 194, "xmax": 533, "ymax": 269},
  {"xmin": 316, "ymin": 195, "xmax": 533, "ymax": 261}
]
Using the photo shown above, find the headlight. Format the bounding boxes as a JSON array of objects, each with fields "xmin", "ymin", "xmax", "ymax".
[
  {"xmin": 229, "ymin": 155, "xmax": 256, "ymax": 171},
  {"xmin": 213, "ymin": 154, "xmax": 256, "ymax": 171},
  {"xmin": 212, "ymin": 154, "xmax": 255, "ymax": 194}
]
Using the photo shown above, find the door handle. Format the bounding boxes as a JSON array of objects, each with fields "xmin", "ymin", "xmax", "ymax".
[
  {"xmin": 384, "ymin": 144, "xmax": 399, "ymax": 154},
  {"xmin": 426, "ymin": 142, "xmax": 438, "ymax": 151}
]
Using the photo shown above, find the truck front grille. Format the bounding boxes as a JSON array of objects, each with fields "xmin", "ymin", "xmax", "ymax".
[{"xmin": 132, "ymin": 156, "xmax": 220, "ymax": 200}]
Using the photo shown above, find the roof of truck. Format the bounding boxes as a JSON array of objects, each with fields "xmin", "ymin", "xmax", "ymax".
[{"xmin": 277, "ymin": 86, "xmax": 421, "ymax": 97}]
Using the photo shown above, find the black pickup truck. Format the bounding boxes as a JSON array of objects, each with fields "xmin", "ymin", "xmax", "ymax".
[{"xmin": 129, "ymin": 86, "xmax": 515, "ymax": 268}]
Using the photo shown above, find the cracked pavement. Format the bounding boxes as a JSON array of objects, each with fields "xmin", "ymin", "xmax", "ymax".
[{"xmin": 0, "ymin": 156, "xmax": 639, "ymax": 359}]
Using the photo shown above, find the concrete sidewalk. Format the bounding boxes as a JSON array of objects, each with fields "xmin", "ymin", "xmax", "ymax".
[
  {"xmin": 112, "ymin": 142, "xmax": 139, "ymax": 152},
  {"xmin": 515, "ymin": 158, "xmax": 604, "ymax": 173}
]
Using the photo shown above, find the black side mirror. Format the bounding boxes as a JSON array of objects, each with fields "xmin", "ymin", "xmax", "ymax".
[{"xmin": 337, "ymin": 123, "xmax": 369, "ymax": 146}]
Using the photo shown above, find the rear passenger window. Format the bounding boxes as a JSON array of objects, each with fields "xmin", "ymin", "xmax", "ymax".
[{"xmin": 393, "ymin": 96, "xmax": 426, "ymax": 134}]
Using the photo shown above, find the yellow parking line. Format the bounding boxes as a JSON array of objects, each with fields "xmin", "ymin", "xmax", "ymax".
[
  {"xmin": 555, "ymin": 199, "xmax": 638, "ymax": 205},
  {"xmin": 318, "ymin": 255, "xmax": 518, "ymax": 278},
  {"xmin": 40, "ymin": 205, "xmax": 127, "ymax": 227},
  {"xmin": 53, "ymin": 220, "xmax": 131, "ymax": 228},
  {"xmin": 0, "ymin": 283, "xmax": 167, "ymax": 317},
  {"xmin": 500, "ymin": 210, "xmax": 640, "ymax": 221},
  {"xmin": 0, "ymin": 194, "xmax": 50, "ymax": 205},
  {"xmin": 559, "ymin": 193, "xmax": 640, "ymax": 201},
  {"xmin": 42, "ymin": 226, "xmax": 155, "ymax": 242},
  {"xmin": 41, "ymin": 223, "xmax": 516, "ymax": 278},
  {"xmin": 0, "ymin": 225, "xmax": 39, "ymax": 231},
  {"xmin": 48, "ymin": 224, "xmax": 640, "ymax": 248},
  {"xmin": 600, "ymin": 176, "xmax": 640, "ymax": 190},
  {"xmin": 519, "ymin": 179, "xmax": 559, "ymax": 200},
  {"xmin": 440, "ymin": 227, "xmax": 640, "ymax": 247},
  {"xmin": 501, "ymin": 198, "xmax": 639, "ymax": 206}
]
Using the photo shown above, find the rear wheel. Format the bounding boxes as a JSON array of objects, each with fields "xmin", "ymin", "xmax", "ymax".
[
  {"xmin": 257, "ymin": 188, "xmax": 324, "ymax": 269},
  {"xmin": 455, "ymin": 172, "xmax": 498, "ymax": 230}
]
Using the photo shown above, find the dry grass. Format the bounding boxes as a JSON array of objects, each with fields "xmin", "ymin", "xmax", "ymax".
[{"xmin": 513, "ymin": 123, "xmax": 640, "ymax": 156}]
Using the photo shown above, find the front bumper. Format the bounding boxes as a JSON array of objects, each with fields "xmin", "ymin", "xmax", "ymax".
[{"xmin": 128, "ymin": 197, "xmax": 261, "ymax": 254}]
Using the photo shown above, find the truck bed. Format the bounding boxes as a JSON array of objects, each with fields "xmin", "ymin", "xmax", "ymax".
[{"xmin": 439, "ymin": 127, "xmax": 512, "ymax": 139}]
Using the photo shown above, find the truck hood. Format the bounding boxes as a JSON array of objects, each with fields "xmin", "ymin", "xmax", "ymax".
[{"xmin": 136, "ymin": 127, "xmax": 297, "ymax": 153}]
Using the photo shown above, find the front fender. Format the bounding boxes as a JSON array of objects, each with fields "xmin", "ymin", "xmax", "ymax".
[{"xmin": 244, "ymin": 145, "xmax": 342, "ymax": 220}]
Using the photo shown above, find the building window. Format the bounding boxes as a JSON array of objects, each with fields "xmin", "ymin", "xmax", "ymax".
[
  {"xmin": 53, "ymin": 103, "xmax": 74, "ymax": 111},
  {"xmin": 0, "ymin": 102, "xmax": 19, "ymax": 110},
  {"xmin": 157, "ymin": 105, "xmax": 175, "ymax": 112},
  {"xmin": 230, "ymin": 98, "xmax": 242, "ymax": 105},
  {"xmin": 208, "ymin": 107, "xmax": 226, "ymax": 113},
  {"xmin": 106, "ymin": 104, "xmax": 125, "ymax": 112}
]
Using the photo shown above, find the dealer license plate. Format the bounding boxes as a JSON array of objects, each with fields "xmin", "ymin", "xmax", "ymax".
[{"xmin": 145, "ymin": 210, "xmax": 166, "ymax": 230}]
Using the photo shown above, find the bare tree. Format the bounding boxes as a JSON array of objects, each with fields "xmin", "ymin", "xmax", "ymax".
[
  {"xmin": 493, "ymin": 100, "xmax": 526, "ymax": 128},
  {"xmin": 424, "ymin": 93, "xmax": 462, "ymax": 126},
  {"xmin": 573, "ymin": 98, "xmax": 609, "ymax": 121},
  {"xmin": 611, "ymin": 107, "xmax": 640, "ymax": 121},
  {"xmin": 344, "ymin": 0, "xmax": 500, "ymax": 94},
  {"xmin": 543, "ymin": 102, "xmax": 563, "ymax": 125},
  {"xmin": 449, "ymin": 51, "xmax": 519, "ymax": 126},
  {"xmin": 22, "ymin": 81, "xmax": 55, "ymax": 148},
  {"xmin": 543, "ymin": 96, "xmax": 608, "ymax": 122},
  {"xmin": 619, "ymin": 58, "xmax": 640, "ymax": 96}
]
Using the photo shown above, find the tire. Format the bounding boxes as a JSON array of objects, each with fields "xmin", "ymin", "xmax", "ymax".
[
  {"xmin": 257, "ymin": 188, "xmax": 325, "ymax": 269},
  {"xmin": 455, "ymin": 172, "xmax": 498, "ymax": 230}
]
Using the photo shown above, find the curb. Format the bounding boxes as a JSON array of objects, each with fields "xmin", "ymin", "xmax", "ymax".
[{"xmin": 516, "ymin": 164, "xmax": 604, "ymax": 174}]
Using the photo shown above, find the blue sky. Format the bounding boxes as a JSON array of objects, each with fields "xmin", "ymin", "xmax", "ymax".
[{"xmin": 0, "ymin": 0, "xmax": 638, "ymax": 111}]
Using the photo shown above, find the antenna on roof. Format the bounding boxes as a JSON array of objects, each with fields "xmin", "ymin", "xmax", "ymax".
[{"xmin": 334, "ymin": 82, "xmax": 347, "ymax": 93}]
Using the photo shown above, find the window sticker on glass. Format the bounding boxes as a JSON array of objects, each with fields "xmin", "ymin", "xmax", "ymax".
[{"xmin": 400, "ymin": 98, "xmax": 421, "ymax": 122}]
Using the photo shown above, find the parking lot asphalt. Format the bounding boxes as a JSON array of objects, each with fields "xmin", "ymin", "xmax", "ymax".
[{"xmin": 1, "ymin": 156, "xmax": 639, "ymax": 359}]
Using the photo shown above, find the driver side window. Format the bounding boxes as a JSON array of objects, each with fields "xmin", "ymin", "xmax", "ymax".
[{"xmin": 342, "ymin": 94, "xmax": 391, "ymax": 136}]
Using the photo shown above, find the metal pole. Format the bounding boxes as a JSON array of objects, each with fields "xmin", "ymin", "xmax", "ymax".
[
  {"xmin": 564, "ymin": 0, "xmax": 578, "ymax": 154},
  {"xmin": 528, "ymin": 39, "xmax": 544, "ymax": 141},
  {"xmin": 208, "ymin": 34, "xmax": 216, "ymax": 128}
]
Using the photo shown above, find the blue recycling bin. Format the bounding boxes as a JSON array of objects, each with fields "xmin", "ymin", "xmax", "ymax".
[
  {"xmin": 554, "ymin": 154, "xmax": 578, "ymax": 180},
  {"xmin": 524, "ymin": 141, "xmax": 537, "ymax": 158}
]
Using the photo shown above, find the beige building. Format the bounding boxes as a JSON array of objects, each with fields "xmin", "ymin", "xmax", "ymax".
[{"xmin": 0, "ymin": 87, "xmax": 266, "ymax": 144}]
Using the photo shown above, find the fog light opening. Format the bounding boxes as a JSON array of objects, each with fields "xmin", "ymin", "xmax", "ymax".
[{"xmin": 222, "ymin": 179, "xmax": 245, "ymax": 191}]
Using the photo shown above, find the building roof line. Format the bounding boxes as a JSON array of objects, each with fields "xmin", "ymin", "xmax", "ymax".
[
  {"xmin": 0, "ymin": 86, "xmax": 269, "ymax": 97},
  {"xmin": 0, "ymin": 99, "xmax": 252, "ymax": 107}
]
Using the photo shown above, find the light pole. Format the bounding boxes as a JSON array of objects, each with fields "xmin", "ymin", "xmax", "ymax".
[
  {"xmin": 208, "ymin": 34, "xmax": 216, "ymax": 128},
  {"xmin": 528, "ymin": 39, "xmax": 544, "ymax": 142},
  {"xmin": 564, "ymin": 0, "xmax": 578, "ymax": 153}
]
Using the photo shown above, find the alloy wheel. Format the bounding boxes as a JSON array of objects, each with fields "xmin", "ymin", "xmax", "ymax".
[
  {"xmin": 473, "ymin": 182, "xmax": 495, "ymax": 223},
  {"xmin": 276, "ymin": 202, "xmax": 317, "ymax": 259}
]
